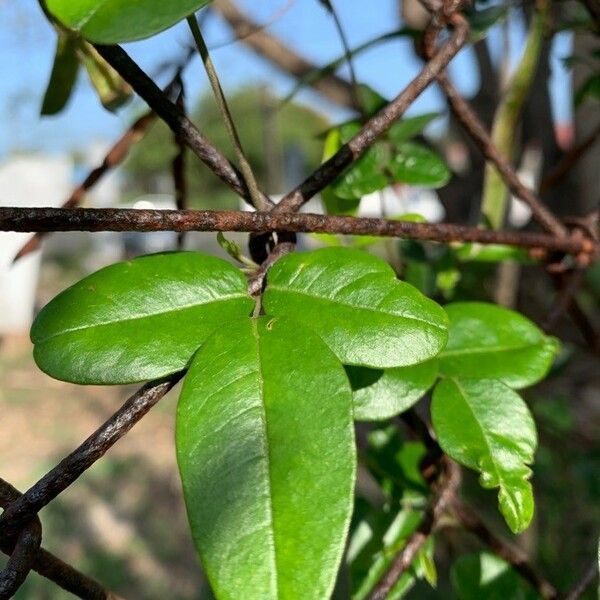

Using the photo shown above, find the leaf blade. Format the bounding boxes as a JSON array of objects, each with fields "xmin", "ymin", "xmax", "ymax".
[
  {"xmin": 263, "ymin": 248, "xmax": 448, "ymax": 368},
  {"xmin": 177, "ymin": 317, "xmax": 356, "ymax": 600},
  {"xmin": 31, "ymin": 252, "xmax": 253, "ymax": 384}
]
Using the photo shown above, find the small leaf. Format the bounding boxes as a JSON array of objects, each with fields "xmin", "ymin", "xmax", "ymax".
[
  {"xmin": 467, "ymin": 6, "xmax": 509, "ymax": 42},
  {"xmin": 387, "ymin": 141, "xmax": 451, "ymax": 189},
  {"xmin": 356, "ymin": 84, "xmax": 389, "ymax": 116},
  {"xmin": 432, "ymin": 378, "xmax": 537, "ymax": 533},
  {"xmin": 177, "ymin": 317, "xmax": 355, "ymax": 600},
  {"xmin": 453, "ymin": 243, "xmax": 534, "ymax": 264},
  {"xmin": 330, "ymin": 122, "xmax": 389, "ymax": 200},
  {"xmin": 31, "ymin": 252, "xmax": 253, "ymax": 384},
  {"xmin": 46, "ymin": 0, "xmax": 213, "ymax": 43},
  {"xmin": 41, "ymin": 32, "xmax": 80, "ymax": 115},
  {"xmin": 387, "ymin": 113, "xmax": 440, "ymax": 144},
  {"xmin": 78, "ymin": 41, "xmax": 132, "ymax": 111},
  {"xmin": 263, "ymin": 248, "xmax": 448, "ymax": 368},
  {"xmin": 346, "ymin": 360, "xmax": 438, "ymax": 421},
  {"xmin": 451, "ymin": 552, "xmax": 536, "ymax": 600},
  {"xmin": 439, "ymin": 302, "xmax": 559, "ymax": 389}
]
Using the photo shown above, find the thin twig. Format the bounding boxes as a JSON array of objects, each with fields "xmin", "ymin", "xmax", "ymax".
[
  {"xmin": 93, "ymin": 44, "xmax": 273, "ymax": 209},
  {"xmin": 367, "ymin": 459, "xmax": 461, "ymax": 600},
  {"xmin": 0, "ymin": 374, "xmax": 182, "ymax": 539},
  {"xmin": 173, "ymin": 81, "xmax": 189, "ymax": 249},
  {"xmin": 0, "ymin": 207, "xmax": 595, "ymax": 255},
  {"xmin": 453, "ymin": 499, "xmax": 558, "ymax": 599},
  {"xmin": 187, "ymin": 15, "xmax": 269, "ymax": 211}
]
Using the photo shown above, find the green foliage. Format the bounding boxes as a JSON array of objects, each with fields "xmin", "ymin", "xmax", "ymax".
[
  {"xmin": 177, "ymin": 317, "xmax": 355, "ymax": 600},
  {"xmin": 46, "ymin": 0, "xmax": 213, "ymax": 43},
  {"xmin": 432, "ymin": 378, "xmax": 537, "ymax": 533},
  {"xmin": 439, "ymin": 302, "xmax": 559, "ymax": 389},
  {"xmin": 31, "ymin": 252, "xmax": 253, "ymax": 384},
  {"xmin": 41, "ymin": 33, "xmax": 79, "ymax": 115},
  {"xmin": 31, "ymin": 245, "xmax": 559, "ymax": 594},
  {"xmin": 263, "ymin": 247, "xmax": 449, "ymax": 368}
]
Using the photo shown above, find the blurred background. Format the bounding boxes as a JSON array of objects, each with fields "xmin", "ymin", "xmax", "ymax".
[{"xmin": 0, "ymin": 0, "xmax": 599, "ymax": 597}]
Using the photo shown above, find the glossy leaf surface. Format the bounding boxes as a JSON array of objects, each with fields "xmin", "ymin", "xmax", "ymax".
[
  {"xmin": 432, "ymin": 378, "xmax": 537, "ymax": 533},
  {"xmin": 264, "ymin": 248, "xmax": 448, "ymax": 368},
  {"xmin": 387, "ymin": 141, "xmax": 451, "ymax": 188},
  {"xmin": 346, "ymin": 360, "xmax": 438, "ymax": 421},
  {"xmin": 31, "ymin": 252, "xmax": 253, "ymax": 384},
  {"xmin": 46, "ymin": 0, "xmax": 213, "ymax": 43},
  {"xmin": 439, "ymin": 302, "xmax": 559, "ymax": 389},
  {"xmin": 177, "ymin": 317, "xmax": 355, "ymax": 600}
]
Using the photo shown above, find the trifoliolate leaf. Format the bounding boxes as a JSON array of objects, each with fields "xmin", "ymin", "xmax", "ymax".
[
  {"xmin": 31, "ymin": 252, "xmax": 253, "ymax": 384},
  {"xmin": 41, "ymin": 32, "xmax": 80, "ymax": 115},
  {"xmin": 177, "ymin": 317, "xmax": 355, "ymax": 600},
  {"xmin": 46, "ymin": 0, "xmax": 213, "ymax": 44},
  {"xmin": 451, "ymin": 552, "xmax": 537, "ymax": 600},
  {"xmin": 346, "ymin": 360, "xmax": 438, "ymax": 421},
  {"xmin": 439, "ymin": 302, "xmax": 559, "ymax": 389},
  {"xmin": 432, "ymin": 378, "xmax": 537, "ymax": 533},
  {"xmin": 263, "ymin": 248, "xmax": 448, "ymax": 369}
]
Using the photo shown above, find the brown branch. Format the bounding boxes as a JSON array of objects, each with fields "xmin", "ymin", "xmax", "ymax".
[
  {"xmin": 453, "ymin": 499, "xmax": 558, "ymax": 599},
  {"xmin": 0, "ymin": 479, "xmax": 117, "ymax": 600},
  {"xmin": 0, "ymin": 207, "xmax": 595, "ymax": 255},
  {"xmin": 274, "ymin": 13, "xmax": 468, "ymax": 213},
  {"xmin": 367, "ymin": 459, "xmax": 461, "ymax": 600},
  {"xmin": 93, "ymin": 44, "xmax": 273, "ymax": 209},
  {"xmin": 0, "ymin": 374, "xmax": 181, "ymax": 539},
  {"xmin": 212, "ymin": 0, "xmax": 358, "ymax": 109},
  {"xmin": 433, "ymin": 71, "xmax": 567, "ymax": 238}
]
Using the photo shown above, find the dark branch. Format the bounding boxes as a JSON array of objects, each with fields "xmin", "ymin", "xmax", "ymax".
[{"xmin": 0, "ymin": 207, "xmax": 594, "ymax": 255}]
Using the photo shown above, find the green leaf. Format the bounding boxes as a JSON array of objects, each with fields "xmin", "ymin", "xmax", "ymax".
[
  {"xmin": 439, "ymin": 302, "xmax": 559, "ymax": 389},
  {"xmin": 387, "ymin": 141, "xmax": 451, "ymax": 189},
  {"xmin": 41, "ymin": 33, "xmax": 80, "ymax": 115},
  {"xmin": 387, "ymin": 113, "xmax": 440, "ymax": 144},
  {"xmin": 176, "ymin": 317, "xmax": 355, "ymax": 600},
  {"xmin": 466, "ymin": 6, "xmax": 509, "ymax": 42},
  {"xmin": 451, "ymin": 552, "xmax": 537, "ymax": 600},
  {"xmin": 263, "ymin": 248, "xmax": 448, "ymax": 368},
  {"xmin": 346, "ymin": 360, "xmax": 438, "ymax": 421},
  {"xmin": 31, "ymin": 252, "xmax": 253, "ymax": 384},
  {"xmin": 46, "ymin": 0, "xmax": 213, "ymax": 43},
  {"xmin": 432, "ymin": 378, "xmax": 537, "ymax": 533},
  {"xmin": 330, "ymin": 122, "xmax": 389, "ymax": 200},
  {"xmin": 78, "ymin": 40, "xmax": 132, "ymax": 111},
  {"xmin": 453, "ymin": 243, "xmax": 534, "ymax": 264},
  {"xmin": 356, "ymin": 84, "xmax": 389, "ymax": 116}
]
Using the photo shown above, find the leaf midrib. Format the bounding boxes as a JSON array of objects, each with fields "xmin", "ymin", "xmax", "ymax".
[
  {"xmin": 267, "ymin": 285, "xmax": 445, "ymax": 331},
  {"xmin": 35, "ymin": 292, "xmax": 249, "ymax": 343}
]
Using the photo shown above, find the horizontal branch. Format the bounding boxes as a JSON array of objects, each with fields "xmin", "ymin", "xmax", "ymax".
[{"xmin": 0, "ymin": 207, "xmax": 594, "ymax": 255}]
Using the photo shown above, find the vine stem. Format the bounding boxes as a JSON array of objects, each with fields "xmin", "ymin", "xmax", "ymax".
[{"xmin": 186, "ymin": 15, "xmax": 269, "ymax": 211}]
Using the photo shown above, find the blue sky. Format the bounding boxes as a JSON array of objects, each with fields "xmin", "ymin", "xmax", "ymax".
[{"xmin": 0, "ymin": 0, "xmax": 572, "ymax": 157}]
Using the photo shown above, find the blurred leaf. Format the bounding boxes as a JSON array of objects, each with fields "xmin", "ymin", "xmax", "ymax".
[
  {"xmin": 41, "ymin": 32, "xmax": 79, "ymax": 115},
  {"xmin": 177, "ymin": 317, "xmax": 355, "ymax": 600},
  {"xmin": 78, "ymin": 41, "xmax": 132, "ymax": 111},
  {"xmin": 346, "ymin": 360, "xmax": 438, "ymax": 421},
  {"xmin": 388, "ymin": 113, "xmax": 440, "ymax": 144},
  {"xmin": 46, "ymin": 0, "xmax": 213, "ymax": 43},
  {"xmin": 388, "ymin": 142, "xmax": 451, "ymax": 189},
  {"xmin": 432, "ymin": 378, "xmax": 537, "ymax": 533},
  {"xmin": 264, "ymin": 247, "xmax": 449, "ymax": 368},
  {"xmin": 467, "ymin": 5, "xmax": 509, "ymax": 41},
  {"xmin": 357, "ymin": 84, "xmax": 389, "ymax": 115},
  {"xmin": 453, "ymin": 243, "xmax": 534, "ymax": 264},
  {"xmin": 451, "ymin": 552, "xmax": 538, "ymax": 599}
]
